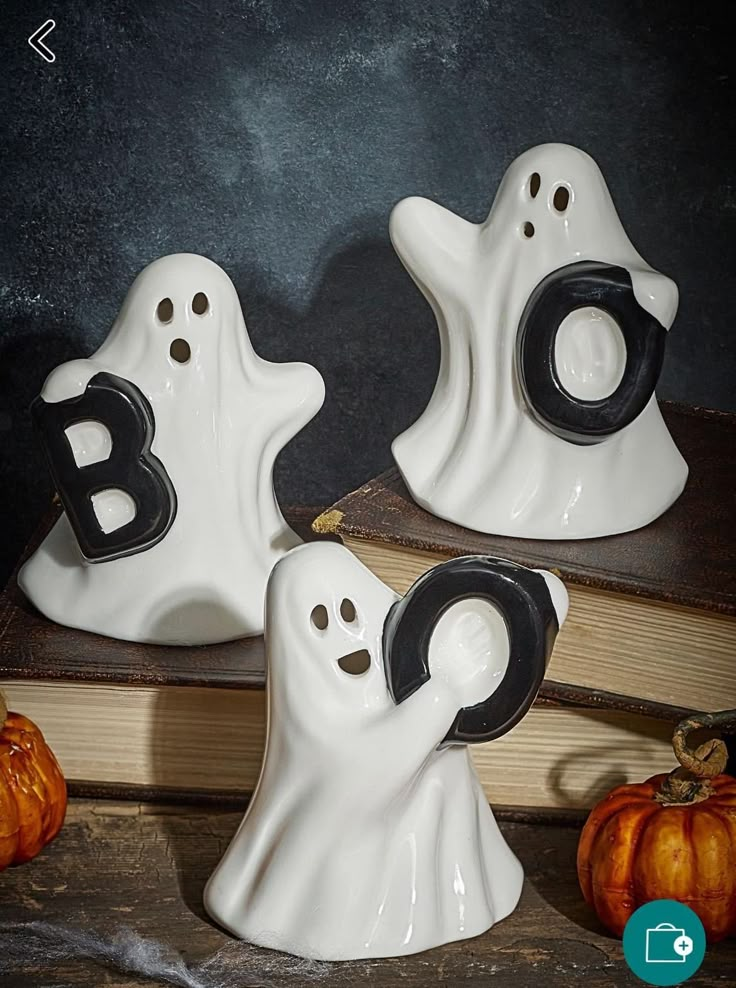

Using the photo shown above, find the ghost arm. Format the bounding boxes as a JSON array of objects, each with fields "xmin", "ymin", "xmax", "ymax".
[
  {"xmin": 256, "ymin": 358, "xmax": 325, "ymax": 438},
  {"xmin": 40, "ymin": 358, "xmax": 104, "ymax": 403},
  {"xmin": 367, "ymin": 594, "xmax": 523, "ymax": 780},
  {"xmin": 630, "ymin": 268, "xmax": 679, "ymax": 329},
  {"xmin": 389, "ymin": 197, "xmax": 477, "ymax": 304},
  {"xmin": 237, "ymin": 358, "xmax": 325, "ymax": 558},
  {"xmin": 365, "ymin": 682, "xmax": 461, "ymax": 783}
]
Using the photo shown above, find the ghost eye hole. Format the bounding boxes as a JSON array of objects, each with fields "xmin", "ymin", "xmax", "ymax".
[
  {"xmin": 192, "ymin": 292, "xmax": 209, "ymax": 315},
  {"xmin": 340, "ymin": 597, "xmax": 357, "ymax": 623},
  {"xmin": 553, "ymin": 185, "xmax": 571, "ymax": 213},
  {"xmin": 310, "ymin": 604, "xmax": 329, "ymax": 631},
  {"xmin": 156, "ymin": 298, "xmax": 174, "ymax": 323},
  {"xmin": 528, "ymin": 172, "xmax": 541, "ymax": 198}
]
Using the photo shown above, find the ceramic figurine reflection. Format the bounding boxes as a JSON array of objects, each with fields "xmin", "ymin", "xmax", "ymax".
[
  {"xmin": 204, "ymin": 542, "xmax": 568, "ymax": 960},
  {"xmin": 20, "ymin": 254, "xmax": 324, "ymax": 645},
  {"xmin": 390, "ymin": 143, "xmax": 688, "ymax": 539}
]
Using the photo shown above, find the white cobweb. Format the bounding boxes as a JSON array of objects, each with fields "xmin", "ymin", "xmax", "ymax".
[{"xmin": 0, "ymin": 922, "xmax": 331, "ymax": 987}]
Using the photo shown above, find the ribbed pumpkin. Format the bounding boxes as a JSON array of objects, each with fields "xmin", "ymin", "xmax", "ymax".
[
  {"xmin": 0, "ymin": 692, "xmax": 67, "ymax": 870},
  {"xmin": 577, "ymin": 710, "xmax": 736, "ymax": 942}
]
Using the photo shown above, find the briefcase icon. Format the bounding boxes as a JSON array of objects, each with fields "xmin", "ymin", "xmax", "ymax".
[{"xmin": 645, "ymin": 923, "xmax": 688, "ymax": 963}]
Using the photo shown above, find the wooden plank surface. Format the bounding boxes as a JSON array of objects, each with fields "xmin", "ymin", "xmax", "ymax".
[{"xmin": 0, "ymin": 800, "xmax": 734, "ymax": 986}]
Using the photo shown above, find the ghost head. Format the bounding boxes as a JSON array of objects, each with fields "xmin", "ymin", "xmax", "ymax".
[
  {"xmin": 205, "ymin": 541, "xmax": 568, "ymax": 960},
  {"xmin": 93, "ymin": 254, "xmax": 263, "ymax": 387},
  {"xmin": 390, "ymin": 143, "xmax": 687, "ymax": 539},
  {"xmin": 264, "ymin": 540, "xmax": 400, "ymax": 738},
  {"xmin": 19, "ymin": 253, "xmax": 325, "ymax": 644}
]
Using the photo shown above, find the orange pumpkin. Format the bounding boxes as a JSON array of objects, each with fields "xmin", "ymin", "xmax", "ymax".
[
  {"xmin": 0, "ymin": 692, "xmax": 67, "ymax": 869},
  {"xmin": 577, "ymin": 710, "xmax": 736, "ymax": 942}
]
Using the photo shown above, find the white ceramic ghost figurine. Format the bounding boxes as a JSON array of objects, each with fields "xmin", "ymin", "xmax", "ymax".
[
  {"xmin": 390, "ymin": 143, "xmax": 688, "ymax": 539},
  {"xmin": 204, "ymin": 541, "xmax": 568, "ymax": 961},
  {"xmin": 19, "ymin": 254, "xmax": 324, "ymax": 644}
]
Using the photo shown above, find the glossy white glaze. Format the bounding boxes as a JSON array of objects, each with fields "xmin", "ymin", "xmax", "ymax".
[
  {"xmin": 204, "ymin": 541, "xmax": 568, "ymax": 960},
  {"xmin": 19, "ymin": 254, "xmax": 324, "ymax": 644},
  {"xmin": 390, "ymin": 143, "xmax": 688, "ymax": 539}
]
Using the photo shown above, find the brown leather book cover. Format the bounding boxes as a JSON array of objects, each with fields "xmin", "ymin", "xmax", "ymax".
[{"xmin": 314, "ymin": 403, "xmax": 736, "ymax": 616}]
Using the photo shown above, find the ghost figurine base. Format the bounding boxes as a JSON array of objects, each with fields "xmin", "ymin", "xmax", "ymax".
[
  {"xmin": 204, "ymin": 542, "xmax": 568, "ymax": 961},
  {"xmin": 390, "ymin": 143, "xmax": 688, "ymax": 540},
  {"xmin": 18, "ymin": 254, "xmax": 324, "ymax": 645}
]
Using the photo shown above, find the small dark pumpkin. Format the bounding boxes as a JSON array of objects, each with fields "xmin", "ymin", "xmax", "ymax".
[{"xmin": 0, "ymin": 692, "xmax": 67, "ymax": 869}]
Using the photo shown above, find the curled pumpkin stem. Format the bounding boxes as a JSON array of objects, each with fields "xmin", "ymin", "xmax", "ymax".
[
  {"xmin": 673, "ymin": 717, "xmax": 729, "ymax": 778},
  {"xmin": 657, "ymin": 708, "xmax": 736, "ymax": 805}
]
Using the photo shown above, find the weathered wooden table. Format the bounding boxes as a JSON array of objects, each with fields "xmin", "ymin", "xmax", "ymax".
[{"xmin": 0, "ymin": 800, "xmax": 734, "ymax": 987}]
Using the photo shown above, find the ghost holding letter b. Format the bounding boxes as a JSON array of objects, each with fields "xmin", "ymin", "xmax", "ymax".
[{"xmin": 19, "ymin": 254, "xmax": 324, "ymax": 644}]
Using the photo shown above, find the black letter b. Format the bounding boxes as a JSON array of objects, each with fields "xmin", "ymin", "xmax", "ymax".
[{"xmin": 33, "ymin": 372, "xmax": 177, "ymax": 562}]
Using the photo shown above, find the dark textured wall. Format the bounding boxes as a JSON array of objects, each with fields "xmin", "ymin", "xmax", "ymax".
[{"xmin": 1, "ymin": 0, "xmax": 735, "ymax": 583}]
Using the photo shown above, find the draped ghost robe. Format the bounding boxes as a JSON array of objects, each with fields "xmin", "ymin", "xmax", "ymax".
[
  {"xmin": 390, "ymin": 143, "xmax": 687, "ymax": 539},
  {"xmin": 19, "ymin": 254, "xmax": 324, "ymax": 644},
  {"xmin": 204, "ymin": 542, "xmax": 523, "ymax": 961}
]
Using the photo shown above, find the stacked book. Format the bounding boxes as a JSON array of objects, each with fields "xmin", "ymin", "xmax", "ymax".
[{"xmin": 1, "ymin": 404, "xmax": 734, "ymax": 818}]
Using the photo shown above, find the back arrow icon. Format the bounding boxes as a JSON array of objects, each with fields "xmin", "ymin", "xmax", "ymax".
[{"xmin": 28, "ymin": 19, "xmax": 56, "ymax": 63}]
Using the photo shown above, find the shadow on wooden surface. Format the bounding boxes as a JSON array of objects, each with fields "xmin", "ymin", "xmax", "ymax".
[
  {"xmin": 513, "ymin": 816, "xmax": 611, "ymax": 938},
  {"xmin": 158, "ymin": 801, "xmax": 241, "ymax": 929}
]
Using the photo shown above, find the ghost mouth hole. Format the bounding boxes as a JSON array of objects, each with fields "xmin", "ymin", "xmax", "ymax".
[
  {"xmin": 522, "ymin": 221, "xmax": 535, "ymax": 238},
  {"xmin": 337, "ymin": 649, "xmax": 371, "ymax": 676},
  {"xmin": 170, "ymin": 338, "xmax": 191, "ymax": 364}
]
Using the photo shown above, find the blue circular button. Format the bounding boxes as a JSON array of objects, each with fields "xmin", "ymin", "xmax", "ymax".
[{"xmin": 623, "ymin": 900, "xmax": 706, "ymax": 985}]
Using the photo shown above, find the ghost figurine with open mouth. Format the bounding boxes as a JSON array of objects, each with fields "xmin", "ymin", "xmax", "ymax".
[
  {"xmin": 204, "ymin": 541, "xmax": 568, "ymax": 960},
  {"xmin": 19, "ymin": 254, "xmax": 325, "ymax": 644},
  {"xmin": 390, "ymin": 143, "xmax": 688, "ymax": 539}
]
